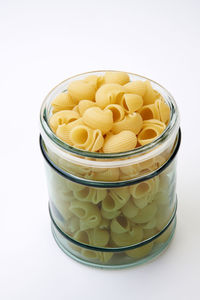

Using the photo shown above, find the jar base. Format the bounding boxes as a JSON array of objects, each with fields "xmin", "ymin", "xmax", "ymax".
[{"xmin": 50, "ymin": 217, "xmax": 176, "ymax": 269}]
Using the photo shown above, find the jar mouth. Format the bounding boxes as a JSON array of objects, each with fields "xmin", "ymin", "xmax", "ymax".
[{"xmin": 40, "ymin": 70, "xmax": 180, "ymax": 160}]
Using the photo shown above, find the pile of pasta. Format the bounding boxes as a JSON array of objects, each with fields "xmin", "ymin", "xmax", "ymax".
[
  {"xmin": 49, "ymin": 71, "xmax": 170, "ymax": 152},
  {"xmin": 50, "ymin": 161, "xmax": 176, "ymax": 263}
]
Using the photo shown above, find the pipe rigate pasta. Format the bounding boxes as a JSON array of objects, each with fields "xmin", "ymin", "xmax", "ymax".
[
  {"xmin": 51, "ymin": 93, "xmax": 77, "ymax": 113},
  {"xmin": 130, "ymin": 179, "xmax": 155, "ymax": 199},
  {"xmin": 122, "ymin": 199, "xmax": 139, "ymax": 219},
  {"xmin": 56, "ymin": 119, "xmax": 84, "ymax": 145},
  {"xmin": 91, "ymin": 168, "xmax": 120, "ymax": 181},
  {"xmin": 78, "ymin": 100, "xmax": 97, "ymax": 116},
  {"xmin": 99, "ymin": 218, "xmax": 110, "ymax": 229},
  {"xmin": 125, "ymin": 242, "xmax": 154, "ymax": 259},
  {"xmin": 155, "ymin": 98, "xmax": 170, "ymax": 124},
  {"xmin": 105, "ymin": 104, "xmax": 125, "ymax": 122},
  {"xmin": 111, "ymin": 225, "xmax": 143, "ymax": 247},
  {"xmin": 112, "ymin": 113, "xmax": 143, "ymax": 135},
  {"xmin": 95, "ymin": 83, "xmax": 125, "ymax": 109},
  {"xmin": 70, "ymin": 125, "xmax": 94, "ymax": 149},
  {"xmin": 84, "ymin": 75, "xmax": 104, "ymax": 89},
  {"xmin": 124, "ymin": 80, "xmax": 146, "ymax": 96},
  {"xmin": 101, "ymin": 207, "xmax": 121, "ymax": 220},
  {"xmin": 142, "ymin": 218, "xmax": 157, "ymax": 230},
  {"xmin": 139, "ymin": 104, "xmax": 160, "ymax": 120},
  {"xmin": 143, "ymin": 81, "xmax": 159, "ymax": 105},
  {"xmin": 74, "ymin": 187, "xmax": 107, "ymax": 204},
  {"xmin": 80, "ymin": 210, "xmax": 101, "ymax": 231},
  {"xmin": 83, "ymin": 107, "xmax": 113, "ymax": 135},
  {"xmin": 109, "ymin": 188, "xmax": 130, "ymax": 209},
  {"xmin": 104, "ymin": 71, "xmax": 130, "ymax": 85},
  {"xmin": 137, "ymin": 124, "xmax": 165, "ymax": 146},
  {"xmin": 68, "ymin": 80, "xmax": 96, "ymax": 101},
  {"xmin": 110, "ymin": 215, "xmax": 130, "ymax": 233},
  {"xmin": 132, "ymin": 202, "xmax": 157, "ymax": 224},
  {"xmin": 103, "ymin": 130, "xmax": 137, "ymax": 153},
  {"xmin": 133, "ymin": 195, "xmax": 152, "ymax": 209},
  {"xmin": 121, "ymin": 94, "xmax": 143, "ymax": 113},
  {"xmin": 88, "ymin": 228, "xmax": 109, "ymax": 247},
  {"xmin": 49, "ymin": 110, "xmax": 80, "ymax": 133}
]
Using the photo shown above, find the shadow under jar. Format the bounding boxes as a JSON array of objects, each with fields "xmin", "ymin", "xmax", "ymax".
[{"xmin": 40, "ymin": 71, "xmax": 181, "ymax": 269}]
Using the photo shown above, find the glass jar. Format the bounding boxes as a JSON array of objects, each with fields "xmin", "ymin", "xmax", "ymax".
[{"xmin": 40, "ymin": 71, "xmax": 181, "ymax": 268}]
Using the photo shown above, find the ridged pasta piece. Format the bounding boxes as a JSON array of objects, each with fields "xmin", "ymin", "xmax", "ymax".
[
  {"xmin": 104, "ymin": 71, "xmax": 130, "ymax": 85},
  {"xmin": 133, "ymin": 195, "xmax": 151, "ymax": 209},
  {"xmin": 139, "ymin": 104, "xmax": 160, "ymax": 120},
  {"xmin": 91, "ymin": 168, "xmax": 120, "ymax": 181},
  {"xmin": 155, "ymin": 98, "xmax": 170, "ymax": 124},
  {"xmin": 72, "ymin": 105, "xmax": 80, "ymax": 113},
  {"xmin": 95, "ymin": 83, "xmax": 125, "ymax": 109},
  {"xmin": 119, "ymin": 165, "xmax": 139, "ymax": 180},
  {"xmin": 143, "ymin": 81, "xmax": 159, "ymax": 105},
  {"xmin": 73, "ymin": 187, "xmax": 90, "ymax": 201},
  {"xmin": 68, "ymin": 80, "xmax": 96, "ymax": 101},
  {"xmin": 84, "ymin": 75, "xmax": 104, "ymax": 89},
  {"xmin": 142, "ymin": 218, "xmax": 157, "ymax": 229},
  {"xmin": 112, "ymin": 113, "xmax": 143, "ymax": 135},
  {"xmin": 132, "ymin": 202, "xmax": 157, "ymax": 224},
  {"xmin": 143, "ymin": 228, "xmax": 157, "ymax": 239},
  {"xmin": 124, "ymin": 80, "xmax": 146, "ymax": 96},
  {"xmin": 74, "ymin": 187, "xmax": 107, "ymax": 204},
  {"xmin": 56, "ymin": 119, "xmax": 84, "ymax": 145},
  {"xmin": 137, "ymin": 124, "xmax": 165, "ymax": 146},
  {"xmin": 143, "ymin": 119, "xmax": 166, "ymax": 130},
  {"xmin": 73, "ymin": 230, "xmax": 90, "ymax": 244},
  {"xmin": 67, "ymin": 216, "xmax": 80, "ymax": 234},
  {"xmin": 109, "ymin": 188, "xmax": 130, "ymax": 209},
  {"xmin": 103, "ymin": 131, "xmax": 137, "ymax": 153},
  {"xmin": 51, "ymin": 93, "xmax": 77, "ymax": 113},
  {"xmin": 99, "ymin": 218, "xmax": 110, "ymax": 229},
  {"xmin": 121, "ymin": 94, "xmax": 143, "ymax": 113},
  {"xmin": 69, "ymin": 200, "xmax": 101, "ymax": 223},
  {"xmin": 101, "ymin": 207, "xmax": 121, "ymax": 220},
  {"xmin": 110, "ymin": 215, "xmax": 130, "ymax": 233},
  {"xmin": 66, "ymin": 180, "xmax": 86, "ymax": 193},
  {"xmin": 125, "ymin": 241, "xmax": 154, "ymax": 259},
  {"xmin": 130, "ymin": 179, "xmax": 155, "ymax": 199},
  {"xmin": 83, "ymin": 107, "xmax": 113, "ymax": 135},
  {"xmin": 105, "ymin": 104, "xmax": 125, "ymax": 122},
  {"xmin": 122, "ymin": 199, "xmax": 139, "ymax": 218},
  {"xmin": 97, "ymin": 252, "xmax": 113, "ymax": 263},
  {"xmin": 88, "ymin": 228, "xmax": 109, "ymax": 247},
  {"xmin": 78, "ymin": 100, "xmax": 97, "ymax": 116},
  {"xmin": 70, "ymin": 125, "xmax": 94, "ymax": 149},
  {"xmin": 81, "ymin": 249, "xmax": 98, "ymax": 259},
  {"xmin": 49, "ymin": 110, "xmax": 80, "ymax": 133},
  {"xmin": 111, "ymin": 225, "xmax": 143, "ymax": 246}
]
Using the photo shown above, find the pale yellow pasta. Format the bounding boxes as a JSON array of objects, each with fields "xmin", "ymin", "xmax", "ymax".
[
  {"xmin": 137, "ymin": 124, "xmax": 165, "ymax": 146},
  {"xmin": 122, "ymin": 199, "xmax": 139, "ymax": 218},
  {"xmin": 66, "ymin": 216, "xmax": 80, "ymax": 234},
  {"xmin": 142, "ymin": 218, "xmax": 157, "ymax": 229},
  {"xmin": 51, "ymin": 93, "xmax": 77, "ymax": 113},
  {"xmin": 143, "ymin": 228, "xmax": 157, "ymax": 239},
  {"xmin": 97, "ymin": 252, "xmax": 113, "ymax": 263},
  {"xmin": 143, "ymin": 119, "xmax": 166, "ymax": 130},
  {"xmin": 81, "ymin": 249, "xmax": 98, "ymax": 259},
  {"xmin": 101, "ymin": 207, "xmax": 121, "ymax": 220},
  {"xmin": 143, "ymin": 81, "xmax": 159, "ymax": 105},
  {"xmin": 83, "ymin": 107, "xmax": 113, "ymax": 135},
  {"xmin": 72, "ymin": 105, "xmax": 80, "ymax": 113},
  {"xmin": 110, "ymin": 215, "xmax": 130, "ymax": 233},
  {"xmin": 133, "ymin": 195, "xmax": 151, "ymax": 209},
  {"xmin": 119, "ymin": 165, "xmax": 139, "ymax": 180},
  {"xmin": 73, "ymin": 187, "xmax": 90, "ymax": 201},
  {"xmin": 68, "ymin": 80, "xmax": 96, "ymax": 101},
  {"xmin": 124, "ymin": 80, "xmax": 146, "ymax": 96},
  {"xmin": 139, "ymin": 104, "xmax": 160, "ymax": 120},
  {"xmin": 74, "ymin": 187, "xmax": 107, "ymax": 204},
  {"xmin": 78, "ymin": 100, "xmax": 97, "ymax": 116},
  {"xmin": 130, "ymin": 179, "xmax": 155, "ymax": 199},
  {"xmin": 125, "ymin": 242, "xmax": 154, "ymax": 259},
  {"xmin": 69, "ymin": 200, "xmax": 100, "ymax": 222},
  {"xmin": 73, "ymin": 230, "xmax": 90, "ymax": 244},
  {"xmin": 89, "ymin": 129, "xmax": 104, "ymax": 152},
  {"xmin": 53, "ymin": 200, "xmax": 73, "ymax": 220},
  {"xmin": 95, "ymin": 83, "xmax": 125, "ymax": 109},
  {"xmin": 66, "ymin": 181, "xmax": 86, "ymax": 193},
  {"xmin": 84, "ymin": 75, "xmax": 104, "ymax": 89},
  {"xmin": 111, "ymin": 225, "xmax": 143, "ymax": 247},
  {"xmin": 70, "ymin": 125, "xmax": 94, "ymax": 149},
  {"xmin": 88, "ymin": 228, "xmax": 109, "ymax": 247},
  {"xmin": 121, "ymin": 94, "xmax": 143, "ymax": 113},
  {"xmin": 105, "ymin": 104, "xmax": 125, "ymax": 122},
  {"xmin": 112, "ymin": 113, "xmax": 143, "ymax": 135},
  {"xmin": 49, "ymin": 110, "xmax": 80, "ymax": 133},
  {"xmin": 56, "ymin": 119, "xmax": 84, "ymax": 145},
  {"xmin": 155, "ymin": 98, "xmax": 170, "ymax": 124},
  {"xmin": 158, "ymin": 174, "xmax": 170, "ymax": 192},
  {"xmin": 132, "ymin": 202, "xmax": 157, "ymax": 224},
  {"xmin": 103, "ymin": 130, "xmax": 137, "ymax": 153},
  {"xmin": 91, "ymin": 168, "xmax": 120, "ymax": 181},
  {"xmin": 104, "ymin": 71, "xmax": 130, "ymax": 85},
  {"xmin": 109, "ymin": 188, "xmax": 130, "ymax": 209},
  {"xmin": 99, "ymin": 218, "xmax": 110, "ymax": 229}
]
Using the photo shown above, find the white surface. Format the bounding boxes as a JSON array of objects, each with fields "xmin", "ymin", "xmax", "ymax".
[{"xmin": 0, "ymin": 0, "xmax": 200, "ymax": 299}]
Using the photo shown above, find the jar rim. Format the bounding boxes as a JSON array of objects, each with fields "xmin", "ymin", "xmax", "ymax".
[{"xmin": 40, "ymin": 70, "xmax": 180, "ymax": 165}]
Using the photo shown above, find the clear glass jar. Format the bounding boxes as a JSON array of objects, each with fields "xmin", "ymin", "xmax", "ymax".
[{"xmin": 40, "ymin": 71, "xmax": 181, "ymax": 268}]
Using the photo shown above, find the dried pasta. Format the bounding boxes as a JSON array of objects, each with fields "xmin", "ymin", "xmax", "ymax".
[
  {"xmin": 78, "ymin": 100, "xmax": 97, "ymax": 116},
  {"xmin": 68, "ymin": 80, "xmax": 96, "ymax": 101},
  {"xmin": 51, "ymin": 93, "xmax": 77, "ymax": 113},
  {"xmin": 103, "ymin": 130, "xmax": 137, "ymax": 153},
  {"xmin": 104, "ymin": 71, "xmax": 130, "ymax": 85},
  {"xmin": 124, "ymin": 80, "xmax": 146, "ymax": 96},
  {"xmin": 49, "ymin": 110, "xmax": 80, "ymax": 133},
  {"xmin": 112, "ymin": 113, "xmax": 143, "ymax": 135},
  {"xmin": 110, "ymin": 215, "xmax": 130, "ymax": 233},
  {"xmin": 121, "ymin": 94, "xmax": 143, "ymax": 113},
  {"xmin": 105, "ymin": 104, "xmax": 125, "ymax": 122},
  {"xmin": 95, "ymin": 83, "xmax": 125, "ymax": 109}
]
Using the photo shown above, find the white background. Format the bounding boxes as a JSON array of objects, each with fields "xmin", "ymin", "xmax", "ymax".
[{"xmin": 0, "ymin": 0, "xmax": 200, "ymax": 299}]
